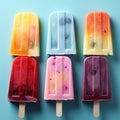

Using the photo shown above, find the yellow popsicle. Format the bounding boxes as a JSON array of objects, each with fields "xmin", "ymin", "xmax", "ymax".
[{"xmin": 10, "ymin": 13, "xmax": 40, "ymax": 56}]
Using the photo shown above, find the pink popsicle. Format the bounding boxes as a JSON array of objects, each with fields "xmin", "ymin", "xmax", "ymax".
[
  {"xmin": 44, "ymin": 56, "xmax": 74, "ymax": 117},
  {"xmin": 44, "ymin": 56, "xmax": 74, "ymax": 100}
]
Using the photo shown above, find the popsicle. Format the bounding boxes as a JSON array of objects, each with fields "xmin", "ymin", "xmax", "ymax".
[
  {"xmin": 44, "ymin": 56, "xmax": 74, "ymax": 117},
  {"xmin": 83, "ymin": 12, "xmax": 113, "ymax": 55},
  {"xmin": 82, "ymin": 56, "xmax": 111, "ymax": 117},
  {"xmin": 8, "ymin": 57, "xmax": 38, "ymax": 118},
  {"xmin": 10, "ymin": 12, "xmax": 40, "ymax": 56},
  {"xmin": 47, "ymin": 11, "xmax": 76, "ymax": 55}
]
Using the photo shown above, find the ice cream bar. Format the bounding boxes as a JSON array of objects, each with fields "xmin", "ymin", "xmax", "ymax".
[
  {"xmin": 83, "ymin": 12, "xmax": 113, "ymax": 55},
  {"xmin": 44, "ymin": 56, "xmax": 74, "ymax": 100},
  {"xmin": 10, "ymin": 13, "xmax": 39, "ymax": 56},
  {"xmin": 47, "ymin": 11, "xmax": 76, "ymax": 55},
  {"xmin": 8, "ymin": 57, "xmax": 38, "ymax": 103},
  {"xmin": 82, "ymin": 56, "xmax": 111, "ymax": 101}
]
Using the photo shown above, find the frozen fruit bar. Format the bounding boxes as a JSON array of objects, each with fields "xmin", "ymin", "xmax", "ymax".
[
  {"xmin": 10, "ymin": 13, "xmax": 39, "ymax": 56},
  {"xmin": 82, "ymin": 56, "xmax": 111, "ymax": 101},
  {"xmin": 83, "ymin": 12, "xmax": 113, "ymax": 55},
  {"xmin": 8, "ymin": 57, "xmax": 38, "ymax": 102},
  {"xmin": 47, "ymin": 11, "xmax": 76, "ymax": 55},
  {"xmin": 44, "ymin": 56, "xmax": 74, "ymax": 100}
]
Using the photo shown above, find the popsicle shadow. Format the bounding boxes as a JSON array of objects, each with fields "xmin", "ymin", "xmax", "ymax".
[
  {"xmin": 74, "ymin": 18, "xmax": 81, "ymax": 59},
  {"xmin": 110, "ymin": 18, "xmax": 120, "ymax": 61},
  {"xmin": 100, "ymin": 64, "xmax": 118, "ymax": 120},
  {"xmin": 36, "ymin": 19, "xmax": 42, "ymax": 63},
  {"xmin": 69, "ymin": 55, "xmax": 82, "ymax": 100}
]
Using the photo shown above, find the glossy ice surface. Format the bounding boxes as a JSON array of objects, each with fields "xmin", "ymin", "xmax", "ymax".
[
  {"xmin": 83, "ymin": 12, "xmax": 113, "ymax": 55},
  {"xmin": 44, "ymin": 56, "xmax": 74, "ymax": 100},
  {"xmin": 47, "ymin": 12, "xmax": 76, "ymax": 55},
  {"xmin": 82, "ymin": 56, "xmax": 111, "ymax": 101},
  {"xmin": 10, "ymin": 13, "xmax": 40, "ymax": 56},
  {"xmin": 8, "ymin": 57, "xmax": 38, "ymax": 102}
]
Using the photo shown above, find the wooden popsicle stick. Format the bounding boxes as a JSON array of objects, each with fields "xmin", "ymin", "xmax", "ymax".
[
  {"xmin": 19, "ymin": 103, "xmax": 25, "ymax": 118},
  {"xmin": 56, "ymin": 101, "xmax": 62, "ymax": 117},
  {"xmin": 93, "ymin": 101, "xmax": 100, "ymax": 118}
]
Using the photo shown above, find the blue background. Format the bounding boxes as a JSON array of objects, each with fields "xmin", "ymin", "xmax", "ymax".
[{"xmin": 0, "ymin": 0, "xmax": 120, "ymax": 120}]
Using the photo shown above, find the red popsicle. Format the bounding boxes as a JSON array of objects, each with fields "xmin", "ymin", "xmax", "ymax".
[{"xmin": 8, "ymin": 57, "xmax": 38, "ymax": 118}]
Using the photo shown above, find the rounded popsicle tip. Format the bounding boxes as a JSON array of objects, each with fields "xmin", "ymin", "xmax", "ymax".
[
  {"xmin": 86, "ymin": 11, "xmax": 110, "ymax": 18},
  {"xmin": 100, "ymin": 11, "xmax": 110, "ymax": 17},
  {"xmin": 47, "ymin": 56, "xmax": 72, "ymax": 68},
  {"xmin": 47, "ymin": 56, "xmax": 72, "ymax": 65},
  {"xmin": 49, "ymin": 11, "xmax": 73, "ymax": 16},
  {"xmin": 14, "ymin": 12, "xmax": 39, "ymax": 19},
  {"xmin": 12, "ymin": 56, "xmax": 37, "ymax": 64},
  {"xmin": 84, "ymin": 56, "xmax": 108, "ymax": 65}
]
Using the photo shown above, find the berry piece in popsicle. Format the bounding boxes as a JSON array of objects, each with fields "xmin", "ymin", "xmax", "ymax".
[
  {"xmin": 47, "ymin": 11, "xmax": 76, "ymax": 55},
  {"xmin": 10, "ymin": 13, "xmax": 40, "ymax": 56},
  {"xmin": 83, "ymin": 12, "xmax": 113, "ymax": 55}
]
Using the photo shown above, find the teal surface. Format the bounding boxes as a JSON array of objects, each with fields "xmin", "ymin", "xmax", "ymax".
[{"xmin": 0, "ymin": 0, "xmax": 120, "ymax": 120}]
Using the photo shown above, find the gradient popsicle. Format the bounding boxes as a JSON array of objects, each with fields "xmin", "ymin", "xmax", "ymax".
[
  {"xmin": 8, "ymin": 57, "xmax": 38, "ymax": 118},
  {"xmin": 82, "ymin": 56, "xmax": 111, "ymax": 117},
  {"xmin": 83, "ymin": 12, "xmax": 113, "ymax": 55},
  {"xmin": 44, "ymin": 56, "xmax": 74, "ymax": 117},
  {"xmin": 10, "ymin": 13, "xmax": 40, "ymax": 56},
  {"xmin": 47, "ymin": 11, "xmax": 76, "ymax": 55}
]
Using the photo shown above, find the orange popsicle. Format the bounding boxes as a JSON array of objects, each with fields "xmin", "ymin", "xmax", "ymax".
[{"xmin": 83, "ymin": 12, "xmax": 113, "ymax": 55}]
